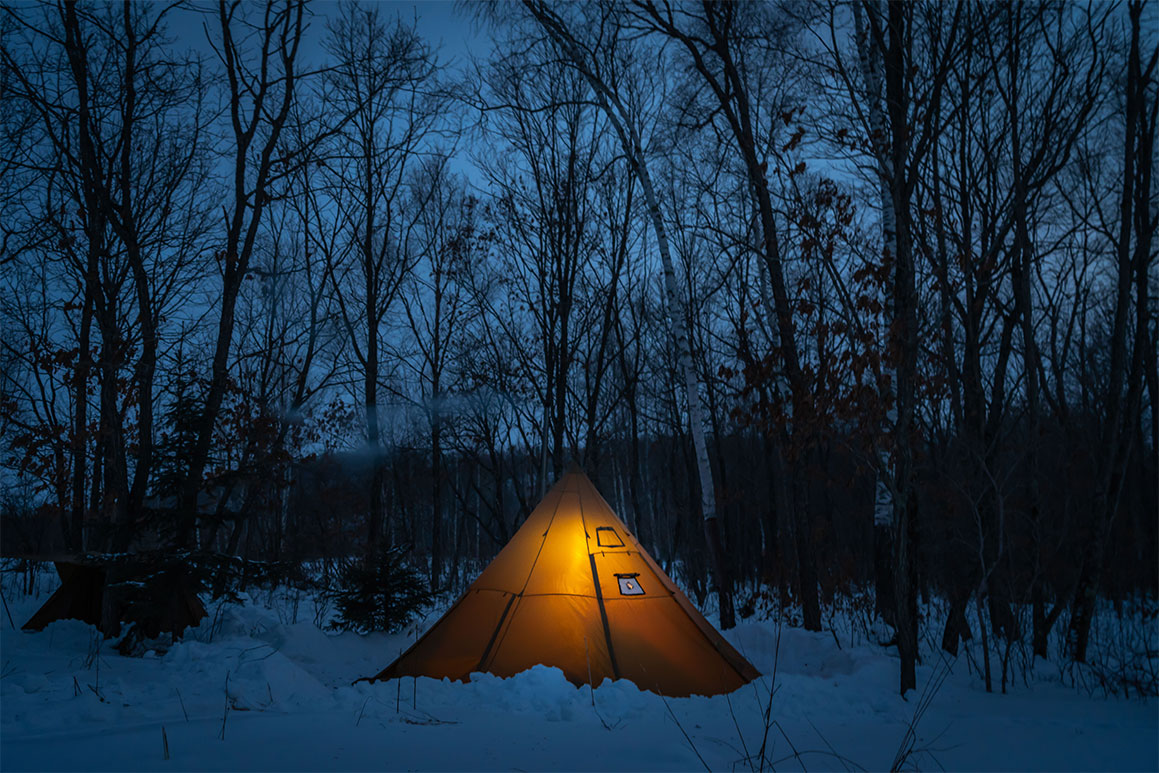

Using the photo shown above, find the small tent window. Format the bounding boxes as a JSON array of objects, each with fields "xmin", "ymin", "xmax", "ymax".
[
  {"xmin": 596, "ymin": 527, "xmax": 624, "ymax": 548},
  {"xmin": 616, "ymin": 573, "xmax": 644, "ymax": 596}
]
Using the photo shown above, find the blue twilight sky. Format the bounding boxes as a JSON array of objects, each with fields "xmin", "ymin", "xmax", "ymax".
[
  {"xmin": 304, "ymin": 0, "xmax": 493, "ymax": 73},
  {"xmin": 161, "ymin": 1, "xmax": 492, "ymax": 79},
  {"xmin": 384, "ymin": 0, "xmax": 491, "ymax": 68}
]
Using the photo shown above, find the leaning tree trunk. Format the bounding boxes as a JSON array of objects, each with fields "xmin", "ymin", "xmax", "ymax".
[
  {"xmin": 518, "ymin": 1, "xmax": 735, "ymax": 628},
  {"xmin": 175, "ymin": 0, "xmax": 304, "ymax": 550},
  {"xmin": 658, "ymin": 193, "xmax": 735, "ymax": 631}
]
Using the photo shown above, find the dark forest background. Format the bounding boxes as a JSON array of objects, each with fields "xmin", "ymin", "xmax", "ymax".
[{"xmin": 1, "ymin": 0, "xmax": 1155, "ymax": 695}]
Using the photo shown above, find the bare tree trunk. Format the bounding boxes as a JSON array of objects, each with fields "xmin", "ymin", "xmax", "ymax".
[
  {"xmin": 519, "ymin": 0, "xmax": 734, "ymax": 627},
  {"xmin": 941, "ymin": 584, "xmax": 972, "ymax": 656},
  {"xmin": 366, "ymin": 337, "xmax": 383, "ymax": 554},
  {"xmin": 176, "ymin": 0, "xmax": 305, "ymax": 550},
  {"xmin": 882, "ymin": 0, "xmax": 920, "ymax": 694},
  {"xmin": 61, "ymin": 1, "xmax": 128, "ymax": 552},
  {"xmin": 616, "ymin": 310, "xmax": 649, "ymax": 547},
  {"xmin": 110, "ymin": 2, "xmax": 157, "ymax": 549},
  {"xmin": 430, "ymin": 404, "xmax": 443, "ymax": 586},
  {"xmin": 661, "ymin": 192, "xmax": 734, "ymax": 630},
  {"xmin": 637, "ymin": 0, "xmax": 818, "ymax": 630},
  {"xmin": 1011, "ymin": 88, "xmax": 1049, "ymax": 660},
  {"xmin": 69, "ymin": 227, "xmax": 98, "ymax": 553},
  {"xmin": 1069, "ymin": 1, "xmax": 1156, "ymax": 661}
]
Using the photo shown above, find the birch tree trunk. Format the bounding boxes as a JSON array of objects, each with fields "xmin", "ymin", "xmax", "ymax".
[
  {"xmin": 520, "ymin": 0, "xmax": 735, "ymax": 628},
  {"xmin": 627, "ymin": 0, "xmax": 825, "ymax": 630},
  {"xmin": 852, "ymin": 0, "xmax": 900, "ymax": 630}
]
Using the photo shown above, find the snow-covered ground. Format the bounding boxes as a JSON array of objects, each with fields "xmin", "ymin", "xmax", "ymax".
[{"xmin": 1, "ymin": 569, "xmax": 1155, "ymax": 772}]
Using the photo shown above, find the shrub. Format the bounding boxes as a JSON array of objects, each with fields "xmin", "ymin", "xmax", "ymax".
[{"xmin": 327, "ymin": 545, "xmax": 430, "ymax": 634}]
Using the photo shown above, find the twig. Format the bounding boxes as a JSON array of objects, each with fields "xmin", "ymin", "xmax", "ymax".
[
  {"xmin": 769, "ymin": 746, "xmax": 866, "ymax": 770},
  {"xmin": 774, "ymin": 720, "xmax": 807, "ymax": 772},
  {"xmin": 807, "ymin": 717, "xmax": 851, "ymax": 773},
  {"xmin": 662, "ymin": 695, "xmax": 710, "ymax": 772},
  {"xmin": 219, "ymin": 671, "xmax": 231, "ymax": 741},
  {"xmin": 890, "ymin": 653, "xmax": 953, "ymax": 772},
  {"xmin": 175, "ymin": 688, "xmax": 189, "ymax": 722},
  {"xmin": 756, "ymin": 612, "xmax": 784, "ymax": 773},
  {"xmin": 725, "ymin": 693, "xmax": 752, "ymax": 771}
]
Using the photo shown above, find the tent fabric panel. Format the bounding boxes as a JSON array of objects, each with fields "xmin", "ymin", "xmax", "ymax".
[
  {"xmin": 603, "ymin": 596, "xmax": 751, "ymax": 697},
  {"xmin": 486, "ymin": 594, "xmax": 615, "ymax": 687},
  {"xmin": 664, "ymin": 583, "xmax": 762, "ymax": 682},
  {"xmin": 522, "ymin": 493, "xmax": 595, "ymax": 597},
  {"xmin": 376, "ymin": 589, "xmax": 514, "ymax": 682},
  {"xmin": 600, "ymin": 550, "xmax": 759, "ymax": 684},
  {"xmin": 575, "ymin": 479, "xmax": 633, "ymax": 537},
  {"xmin": 590, "ymin": 551, "xmax": 666, "ymax": 600},
  {"xmin": 472, "ymin": 487, "xmax": 565, "ymax": 593}
]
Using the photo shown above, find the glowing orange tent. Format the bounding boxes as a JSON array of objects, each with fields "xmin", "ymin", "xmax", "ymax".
[{"xmin": 367, "ymin": 464, "xmax": 759, "ymax": 697}]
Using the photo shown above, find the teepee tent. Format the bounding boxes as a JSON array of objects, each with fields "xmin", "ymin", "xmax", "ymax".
[{"xmin": 366, "ymin": 464, "xmax": 759, "ymax": 697}]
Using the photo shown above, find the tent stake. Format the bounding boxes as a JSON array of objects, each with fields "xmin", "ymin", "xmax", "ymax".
[
  {"xmin": 585, "ymin": 637, "xmax": 594, "ymax": 707},
  {"xmin": 0, "ymin": 585, "xmax": 15, "ymax": 629}
]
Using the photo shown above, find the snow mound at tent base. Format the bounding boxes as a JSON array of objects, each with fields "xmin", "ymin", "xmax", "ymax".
[{"xmin": 1, "ymin": 586, "xmax": 1155, "ymax": 772}]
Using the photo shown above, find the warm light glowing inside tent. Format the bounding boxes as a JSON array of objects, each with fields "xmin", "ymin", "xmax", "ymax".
[{"xmin": 364, "ymin": 466, "xmax": 760, "ymax": 697}]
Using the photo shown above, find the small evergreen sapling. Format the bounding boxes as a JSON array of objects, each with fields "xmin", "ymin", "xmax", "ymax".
[{"xmin": 328, "ymin": 545, "xmax": 430, "ymax": 633}]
